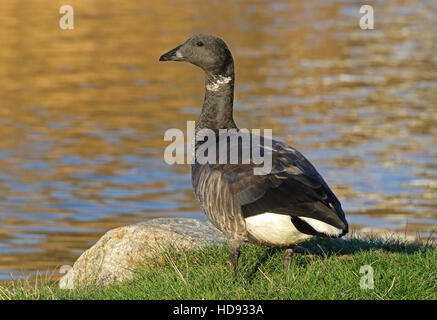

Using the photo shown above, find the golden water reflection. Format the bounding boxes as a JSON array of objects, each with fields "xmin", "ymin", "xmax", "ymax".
[{"xmin": 0, "ymin": 0, "xmax": 436, "ymax": 280}]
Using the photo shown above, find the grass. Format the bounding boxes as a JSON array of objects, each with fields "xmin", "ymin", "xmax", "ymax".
[{"xmin": 0, "ymin": 236, "xmax": 436, "ymax": 300}]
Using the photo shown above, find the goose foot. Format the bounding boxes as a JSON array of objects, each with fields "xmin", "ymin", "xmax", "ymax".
[
  {"xmin": 229, "ymin": 239, "xmax": 243, "ymax": 278},
  {"xmin": 282, "ymin": 247, "xmax": 294, "ymax": 273}
]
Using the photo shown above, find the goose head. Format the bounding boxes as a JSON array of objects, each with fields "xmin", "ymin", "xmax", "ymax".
[{"xmin": 159, "ymin": 34, "xmax": 234, "ymax": 76}]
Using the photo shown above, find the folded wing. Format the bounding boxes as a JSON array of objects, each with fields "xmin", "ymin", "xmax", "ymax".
[{"xmin": 212, "ymin": 136, "xmax": 348, "ymax": 232}]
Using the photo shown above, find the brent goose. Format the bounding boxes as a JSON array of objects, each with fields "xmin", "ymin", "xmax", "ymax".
[{"xmin": 159, "ymin": 34, "xmax": 348, "ymax": 275}]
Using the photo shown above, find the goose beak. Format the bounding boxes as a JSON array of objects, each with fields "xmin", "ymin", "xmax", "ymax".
[{"xmin": 159, "ymin": 44, "xmax": 184, "ymax": 61}]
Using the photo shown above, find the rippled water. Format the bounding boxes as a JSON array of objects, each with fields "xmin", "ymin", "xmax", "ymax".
[{"xmin": 0, "ymin": 0, "xmax": 436, "ymax": 281}]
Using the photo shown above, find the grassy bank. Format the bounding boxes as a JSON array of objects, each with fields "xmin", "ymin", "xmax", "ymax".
[{"xmin": 1, "ymin": 237, "xmax": 436, "ymax": 300}]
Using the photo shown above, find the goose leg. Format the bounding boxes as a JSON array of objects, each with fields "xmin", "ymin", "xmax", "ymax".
[
  {"xmin": 283, "ymin": 247, "xmax": 294, "ymax": 273},
  {"xmin": 228, "ymin": 239, "xmax": 242, "ymax": 277}
]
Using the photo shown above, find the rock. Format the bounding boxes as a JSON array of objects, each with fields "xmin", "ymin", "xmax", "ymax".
[{"xmin": 59, "ymin": 217, "xmax": 224, "ymax": 289}]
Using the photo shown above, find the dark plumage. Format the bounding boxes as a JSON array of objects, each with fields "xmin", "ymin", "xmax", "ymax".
[{"xmin": 160, "ymin": 34, "xmax": 348, "ymax": 275}]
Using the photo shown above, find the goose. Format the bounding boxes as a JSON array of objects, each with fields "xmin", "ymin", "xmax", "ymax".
[{"xmin": 159, "ymin": 34, "xmax": 348, "ymax": 275}]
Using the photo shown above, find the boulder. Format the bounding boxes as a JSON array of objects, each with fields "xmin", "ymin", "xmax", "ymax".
[{"xmin": 59, "ymin": 217, "xmax": 224, "ymax": 289}]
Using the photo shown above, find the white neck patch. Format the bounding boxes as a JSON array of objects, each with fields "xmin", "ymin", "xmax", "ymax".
[{"xmin": 206, "ymin": 75, "xmax": 232, "ymax": 92}]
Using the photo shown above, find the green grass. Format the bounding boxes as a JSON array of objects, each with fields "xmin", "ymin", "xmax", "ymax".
[{"xmin": 1, "ymin": 237, "xmax": 436, "ymax": 300}]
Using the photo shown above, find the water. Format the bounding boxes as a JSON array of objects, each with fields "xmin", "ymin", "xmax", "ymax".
[{"xmin": 0, "ymin": 0, "xmax": 436, "ymax": 281}]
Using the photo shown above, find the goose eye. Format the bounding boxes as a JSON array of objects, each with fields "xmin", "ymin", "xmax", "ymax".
[{"xmin": 196, "ymin": 41, "xmax": 204, "ymax": 47}]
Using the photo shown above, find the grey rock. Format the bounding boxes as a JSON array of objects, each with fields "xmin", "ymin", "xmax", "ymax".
[{"xmin": 59, "ymin": 217, "xmax": 224, "ymax": 289}]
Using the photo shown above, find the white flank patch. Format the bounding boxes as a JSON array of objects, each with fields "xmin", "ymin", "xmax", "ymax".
[
  {"xmin": 245, "ymin": 213, "xmax": 312, "ymax": 246},
  {"xmin": 206, "ymin": 75, "xmax": 232, "ymax": 92},
  {"xmin": 176, "ymin": 51, "xmax": 183, "ymax": 58},
  {"xmin": 299, "ymin": 217, "xmax": 343, "ymax": 236}
]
